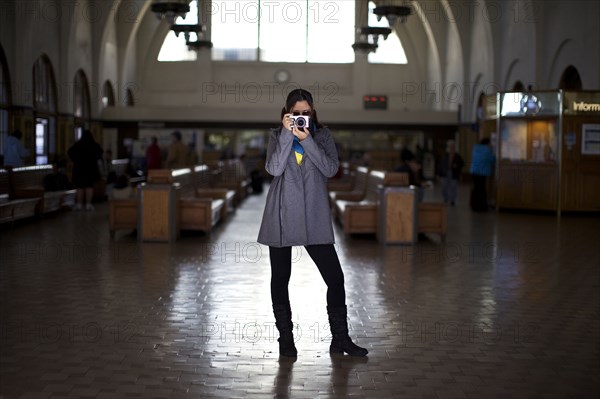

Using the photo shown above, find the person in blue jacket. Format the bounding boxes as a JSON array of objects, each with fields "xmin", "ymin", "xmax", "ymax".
[
  {"xmin": 3, "ymin": 130, "xmax": 30, "ymax": 167},
  {"xmin": 469, "ymin": 138, "xmax": 495, "ymax": 212},
  {"xmin": 257, "ymin": 89, "xmax": 368, "ymax": 357}
]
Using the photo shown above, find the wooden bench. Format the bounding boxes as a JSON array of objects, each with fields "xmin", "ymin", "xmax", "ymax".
[
  {"xmin": 0, "ymin": 168, "xmax": 39, "ymax": 225},
  {"xmin": 147, "ymin": 168, "xmax": 225, "ymax": 234},
  {"xmin": 108, "ymin": 194, "xmax": 138, "ymax": 238},
  {"xmin": 193, "ymin": 165, "xmax": 236, "ymax": 215},
  {"xmin": 334, "ymin": 170, "xmax": 386, "ymax": 235},
  {"xmin": 326, "ymin": 162, "xmax": 353, "ymax": 192},
  {"xmin": 384, "ymin": 172, "xmax": 410, "ymax": 187},
  {"xmin": 418, "ymin": 202, "xmax": 447, "ymax": 240},
  {"xmin": 329, "ymin": 166, "xmax": 370, "ymax": 214},
  {"xmin": 10, "ymin": 165, "xmax": 76, "ymax": 214},
  {"xmin": 211, "ymin": 159, "xmax": 250, "ymax": 204}
]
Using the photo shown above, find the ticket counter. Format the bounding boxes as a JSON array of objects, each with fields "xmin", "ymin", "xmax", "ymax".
[{"xmin": 488, "ymin": 90, "xmax": 600, "ymax": 212}]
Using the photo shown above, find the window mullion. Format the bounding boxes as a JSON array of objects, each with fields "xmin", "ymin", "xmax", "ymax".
[
  {"xmin": 305, "ymin": 0, "xmax": 309, "ymax": 62},
  {"xmin": 257, "ymin": 0, "xmax": 261, "ymax": 61}
]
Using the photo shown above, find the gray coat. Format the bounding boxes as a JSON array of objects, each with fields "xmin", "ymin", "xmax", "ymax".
[{"xmin": 257, "ymin": 127, "xmax": 339, "ymax": 248}]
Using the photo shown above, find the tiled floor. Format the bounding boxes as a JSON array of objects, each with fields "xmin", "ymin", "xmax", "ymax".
[{"xmin": 1, "ymin": 184, "xmax": 599, "ymax": 398}]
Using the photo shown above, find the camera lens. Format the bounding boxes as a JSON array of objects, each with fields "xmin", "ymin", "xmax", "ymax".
[{"xmin": 296, "ymin": 117, "xmax": 306, "ymax": 128}]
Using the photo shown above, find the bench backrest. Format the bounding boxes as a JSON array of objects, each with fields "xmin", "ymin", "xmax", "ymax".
[
  {"xmin": 384, "ymin": 172, "xmax": 409, "ymax": 187},
  {"xmin": 147, "ymin": 168, "xmax": 196, "ymax": 197},
  {"xmin": 11, "ymin": 165, "xmax": 54, "ymax": 189},
  {"xmin": 193, "ymin": 165, "xmax": 212, "ymax": 188},
  {"xmin": 351, "ymin": 166, "xmax": 369, "ymax": 194},
  {"xmin": 365, "ymin": 170, "xmax": 385, "ymax": 203},
  {"xmin": 0, "ymin": 169, "xmax": 10, "ymax": 196},
  {"xmin": 171, "ymin": 168, "xmax": 194, "ymax": 197},
  {"xmin": 111, "ymin": 159, "xmax": 130, "ymax": 176},
  {"xmin": 147, "ymin": 169, "xmax": 172, "ymax": 184},
  {"xmin": 218, "ymin": 159, "xmax": 246, "ymax": 183}
]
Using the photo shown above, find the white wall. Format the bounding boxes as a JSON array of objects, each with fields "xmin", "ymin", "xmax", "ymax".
[{"xmin": 1, "ymin": 0, "xmax": 598, "ymax": 126}]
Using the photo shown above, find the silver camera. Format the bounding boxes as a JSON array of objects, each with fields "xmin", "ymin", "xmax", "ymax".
[{"xmin": 290, "ymin": 115, "xmax": 310, "ymax": 130}]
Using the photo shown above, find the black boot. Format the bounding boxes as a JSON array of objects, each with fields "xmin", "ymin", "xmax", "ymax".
[
  {"xmin": 327, "ymin": 305, "xmax": 368, "ymax": 357},
  {"xmin": 273, "ymin": 303, "xmax": 297, "ymax": 357}
]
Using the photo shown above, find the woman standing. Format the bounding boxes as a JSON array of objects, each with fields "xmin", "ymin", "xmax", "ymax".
[
  {"xmin": 68, "ymin": 130, "xmax": 103, "ymax": 211},
  {"xmin": 257, "ymin": 89, "xmax": 368, "ymax": 357},
  {"xmin": 469, "ymin": 138, "xmax": 495, "ymax": 212}
]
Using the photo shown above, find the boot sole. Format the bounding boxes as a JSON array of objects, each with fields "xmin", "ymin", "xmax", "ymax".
[{"xmin": 330, "ymin": 346, "xmax": 368, "ymax": 357}]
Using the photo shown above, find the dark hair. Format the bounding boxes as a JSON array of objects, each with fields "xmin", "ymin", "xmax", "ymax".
[
  {"xmin": 281, "ymin": 88, "xmax": 323, "ymax": 129},
  {"xmin": 172, "ymin": 131, "xmax": 182, "ymax": 141},
  {"xmin": 115, "ymin": 174, "xmax": 129, "ymax": 189},
  {"xmin": 12, "ymin": 129, "xmax": 23, "ymax": 139},
  {"xmin": 81, "ymin": 129, "xmax": 95, "ymax": 142},
  {"xmin": 401, "ymin": 148, "xmax": 416, "ymax": 163},
  {"xmin": 480, "ymin": 138, "xmax": 491, "ymax": 145}
]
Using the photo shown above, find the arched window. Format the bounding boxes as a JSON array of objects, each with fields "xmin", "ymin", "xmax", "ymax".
[
  {"xmin": 158, "ymin": 0, "xmax": 198, "ymax": 62},
  {"xmin": 102, "ymin": 80, "xmax": 115, "ymax": 107},
  {"xmin": 559, "ymin": 65, "xmax": 583, "ymax": 90},
  {"xmin": 32, "ymin": 55, "xmax": 58, "ymax": 165},
  {"xmin": 367, "ymin": 1, "xmax": 408, "ymax": 64},
  {"xmin": 512, "ymin": 81, "xmax": 525, "ymax": 91},
  {"xmin": 73, "ymin": 70, "xmax": 91, "ymax": 140},
  {"xmin": 211, "ymin": 0, "xmax": 355, "ymax": 63},
  {"xmin": 0, "ymin": 44, "xmax": 11, "ymax": 161}
]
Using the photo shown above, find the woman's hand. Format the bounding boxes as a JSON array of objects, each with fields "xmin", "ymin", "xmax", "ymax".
[
  {"xmin": 292, "ymin": 127, "xmax": 309, "ymax": 141},
  {"xmin": 282, "ymin": 113, "xmax": 310, "ymax": 141},
  {"xmin": 282, "ymin": 113, "xmax": 294, "ymax": 131}
]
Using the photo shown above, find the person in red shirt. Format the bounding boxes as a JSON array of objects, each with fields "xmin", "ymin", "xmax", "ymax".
[{"xmin": 146, "ymin": 136, "xmax": 162, "ymax": 171}]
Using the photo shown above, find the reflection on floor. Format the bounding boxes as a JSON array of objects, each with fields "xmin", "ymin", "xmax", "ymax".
[{"xmin": 0, "ymin": 184, "xmax": 599, "ymax": 398}]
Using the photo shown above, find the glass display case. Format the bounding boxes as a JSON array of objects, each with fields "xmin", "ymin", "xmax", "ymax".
[
  {"xmin": 496, "ymin": 91, "xmax": 561, "ymax": 211},
  {"xmin": 490, "ymin": 90, "xmax": 600, "ymax": 213},
  {"xmin": 500, "ymin": 119, "xmax": 558, "ymax": 162}
]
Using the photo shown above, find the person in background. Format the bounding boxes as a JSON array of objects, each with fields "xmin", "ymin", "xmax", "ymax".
[
  {"xmin": 186, "ymin": 142, "xmax": 199, "ymax": 166},
  {"xmin": 3, "ymin": 129, "xmax": 30, "ymax": 167},
  {"xmin": 146, "ymin": 136, "xmax": 162, "ymax": 171},
  {"xmin": 469, "ymin": 137, "xmax": 496, "ymax": 212},
  {"xmin": 438, "ymin": 140, "xmax": 464, "ymax": 206},
  {"xmin": 67, "ymin": 129, "xmax": 103, "ymax": 211},
  {"xmin": 166, "ymin": 131, "xmax": 188, "ymax": 168}
]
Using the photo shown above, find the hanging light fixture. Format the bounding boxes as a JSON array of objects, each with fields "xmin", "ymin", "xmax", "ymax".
[
  {"xmin": 352, "ymin": 42, "xmax": 378, "ymax": 54},
  {"xmin": 186, "ymin": 40, "xmax": 213, "ymax": 50},
  {"xmin": 151, "ymin": 0, "xmax": 190, "ymax": 26},
  {"xmin": 171, "ymin": 24, "xmax": 202, "ymax": 42},
  {"xmin": 359, "ymin": 27, "xmax": 392, "ymax": 45},
  {"xmin": 352, "ymin": 26, "xmax": 392, "ymax": 54},
  {"xmin": 171, "ymin": 24, "xmax": 212, "ymax": 51},
  {"xmin": 373, "ymin": 3, "xmax": 412, "ymax": 26}
]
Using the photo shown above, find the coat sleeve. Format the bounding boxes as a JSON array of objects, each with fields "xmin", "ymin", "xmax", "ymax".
[
  {"xmin": 300, "ymin": 128, "xmax": 340, "ymax": 178},
  {"xmin": 265, "ymin": 128, "xmax": 293, "ymax": 177}
]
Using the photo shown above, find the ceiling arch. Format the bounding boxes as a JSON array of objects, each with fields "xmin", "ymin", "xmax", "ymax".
[
  {"xmin": 548, "ymin": 38, "xmax": 574, "ymax": 89},
  {"xmin": 503, "ymin": 58, "xmax": 520, "ymax": 90}
]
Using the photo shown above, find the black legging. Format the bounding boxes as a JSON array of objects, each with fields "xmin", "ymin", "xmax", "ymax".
[
  {"xmin": 471, "ymin": 174, "xmax": 488, "ymax": 212},
  {"xmin": 269, "ymin": 244, "xmax": 346, "ymax": 307}
]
